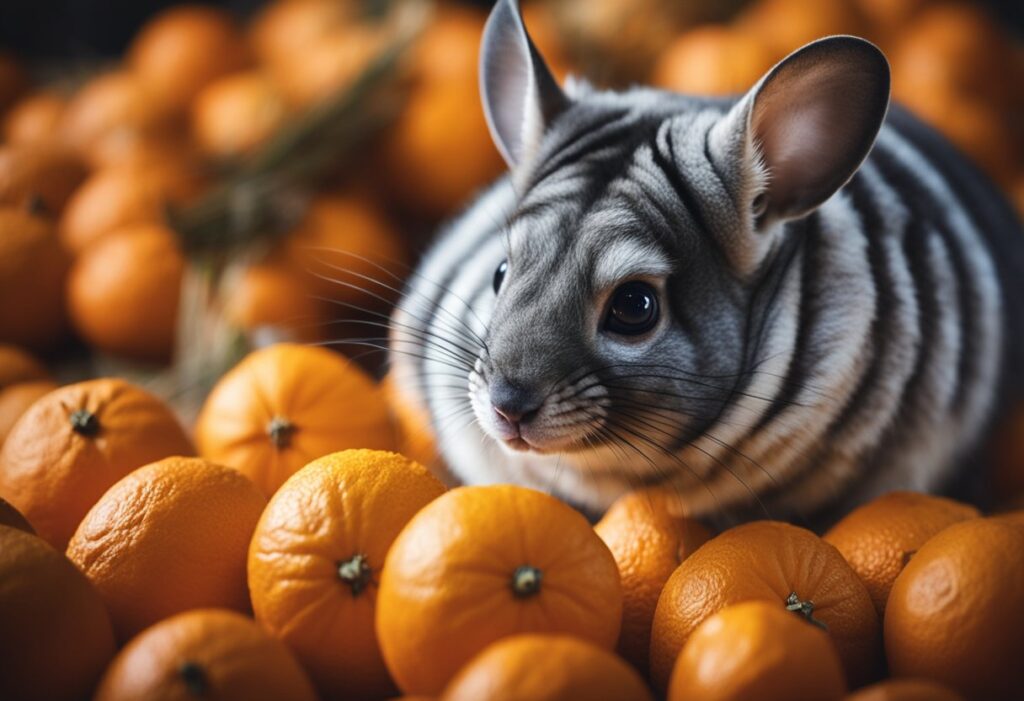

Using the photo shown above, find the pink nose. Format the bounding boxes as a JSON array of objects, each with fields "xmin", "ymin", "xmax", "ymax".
[{"xmin": 494, "ymin": 406, "xmax": 524, "ymax": 426}]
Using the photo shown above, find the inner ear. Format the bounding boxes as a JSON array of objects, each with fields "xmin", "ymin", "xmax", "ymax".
[
  {"xmin": 480, "ymin": 0, "xmax": 569, "ymax": 169},
  {"xmin": 750, "ymin": 36, "xmax": 890, "ymax": 221}
]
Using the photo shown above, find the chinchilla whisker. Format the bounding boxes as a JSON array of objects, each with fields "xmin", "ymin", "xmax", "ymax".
[
  {"xmin": 317, "ymin": 339, "xmax": 475, "ymax": 375},
  {"xmin": 320, "ymin": 318, "xmax": 480, "ymax": 367}
]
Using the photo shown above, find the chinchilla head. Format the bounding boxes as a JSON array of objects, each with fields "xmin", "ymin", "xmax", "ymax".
[{"xmin": 469, "ymin": 0, "xmax": 889, "ymax": 479}]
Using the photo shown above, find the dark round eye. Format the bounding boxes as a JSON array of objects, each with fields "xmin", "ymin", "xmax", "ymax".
[
  {"xmin": 605, "ymin": 281, "xmax": 659, "ymax": 335},
  {"xmin": 493, "ymin": 260, "xmax": 508, "ymax": 293}
]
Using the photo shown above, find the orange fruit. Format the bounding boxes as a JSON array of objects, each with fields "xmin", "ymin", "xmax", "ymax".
[
  {"xmin": 440, "ymin": 633, "xmax": 653, "ymax": 701},
  {"xmin": 128, "ymin": 5, "xmax": 250, "ymax": 114},
  {"xmin": 223, "ymin": 261, "xmax": 323, "ymax": 343},
  {"xmin": 249, "ymin": 450, "xmax": 446, "ymax": 700},
  {"xmin": 0, "ymin": 377, "xmax": 194, "ymax": 549},
  {"xmin": 0, "ymin": 380, "xmax": 58, "ymax": 447},
  {"xmin": 67, "ymin": 224, "xmax": 185, "ymax": 363},
  {"xmin": 652, "ymin": 26, "xmax": 775, "ymax": 96},
  {"xmin": 0, "ymin": 344, "xmax": 48, "ymax": 388},
  {"xmin": 0, "ymin": 205, "xmax": 70, "ymax": 351},
  {"xmin": 0, "ymin": 52, "xmax": 27, "ymax": 113},
  {"xmin": 667, "ymin": 600, "xmax": 847, "ymax": 701},
  {"xmin": 248, "ymin": 0, "xmax": 352, "ymax": 66},
  {"xmin": 191, "ymin": 71, "xmax": 287, "ymax": 158},
  {"xmin": 84, "ymin": 127, "xmax": 199, "ymax": 172},
  {"xmin": 195, "ymin": 343, "xmax": 395, "ymax": 496},
  {"xmin": 0, "ymin": 141, "xmax": 87, "ymax": 213},
  {"xmin": 0, "ymin": 495, "xmax": 34, "ymax": 532},
  {"xmin": 884, "ymin": 518, "xmax": 1024, "ymax": 700},
  {"xmin": 594, "ymin": 489, "xmax": 711, "ymax": 671},
  {"xmin": 853, "ymin": 0, "xmax": 927, "ymax": 44},
  {"xmin": 377, "ymin": 484, "xmax": 623, "ymax": 695},
  {"xmin": 0, "ymin": 524, "xmax": 115, "ymax": 701},
  {"xmin": 93, "ymin": 608, "xmax": 318, "ymax": 701},
  {"xmin": 3, "ymin": 91, "xmax": 66, "ymax": 145},
  {"xmin": 823, "ymin": 492, "xmax": 979, "ymax": 617},
  {"xmin": 381, "ymin": 370, "xmax": 439, "ymax": 469},
  {"xmin": 735, "ymin": 0, "xmax": 869, "ymax": 60},
  {"xmin": 67, "ymin": 456, "xmax": 266, "ymax": 641},
  {"xmin": 845, "ymin": 678, "xmax": 966, "ymax": 701},
  {"xmin": 60, "ymin": 160, "xmax": 201, "ymax": 255},
  {"xmin": 650, "ymin": 521, "xmax": 881, "ymax": 692}
]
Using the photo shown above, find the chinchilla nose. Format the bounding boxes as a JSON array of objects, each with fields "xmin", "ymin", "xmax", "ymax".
[{"xmin": 489, "ymin": 376, "xmax": 543, "ymax": 425}]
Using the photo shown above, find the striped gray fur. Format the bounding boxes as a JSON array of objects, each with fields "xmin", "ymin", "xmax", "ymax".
[{"xmin": 388, "ymin": 2, "xmax": 1024, "ymax": 522}]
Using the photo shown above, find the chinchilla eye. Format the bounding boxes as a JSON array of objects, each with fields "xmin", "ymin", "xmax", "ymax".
[
  {"xmin": 605, "ymin": 281, "xmax": 659, "ymax": 335},
  {"xmin": 493, "ymin": 260, "xmax": 508, "ymax": 293}
]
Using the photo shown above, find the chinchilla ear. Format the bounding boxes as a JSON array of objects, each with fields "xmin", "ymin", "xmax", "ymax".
[
  {"xmin": 480, "ymin": 0, "xmax": 569, "ymax": 169},
  {"xmin": 712, "ymin": 35, "xmax": 890, "ymax": 226}
]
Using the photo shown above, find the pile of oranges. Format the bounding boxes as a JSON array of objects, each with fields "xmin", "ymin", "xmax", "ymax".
[{"xmin": 1, "ymin": 340, "xmax": 1024, "ymax": 700}]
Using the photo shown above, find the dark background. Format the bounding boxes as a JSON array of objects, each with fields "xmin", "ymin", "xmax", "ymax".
[{"xmin": 0, "ymin": 0, "xmax": 1021, "ymax": 60}]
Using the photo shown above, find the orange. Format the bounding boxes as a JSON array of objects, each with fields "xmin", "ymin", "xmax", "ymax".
[
  {"xmin": 0, "ymin": 525, "xmax": 115, "ymax": 701},
  {"xmin": 376, "ymin": 484, "xmax": 623, "ymax": 695},
  {"xmin": 195, "ymin": 343, "xmax": 395, "ymax": 496},
  {"xmin": 0, "ymin": 205, "xmax": 70, "ymax": 351},
  {"xmin": 3, "ymin": 91, "xmax": 66, "ymax": 145},
  {"xmin": 60, "ymin": 160, "xmax": 201, "ymax": 254},
  {"xmin": 0, "ymin": 344, "xmax": 48, "ymax": 387},
  {"xmin": 735, "ymin": 0, "xmax": 869, "ymax": 60},
  {"xmin": 0, "ymin": 377, "xmax": 194, "ymax": 549},
  {"xmin": 249, "ymin": 450, "xmax": 446, "ymax": 699},
  {"xmin": 853, "ymin": 0, "xmax": 927, "ymax": 43},
  {"xmin": 191, "ymin": 71, "xmax": 287, "ymax": 158},
  {"xmin": 0, "ymin": 380, "xmax": 58, "ymax": 447},
  {"xmin": 248, "ymin": 0, "xmax": 352, "ymax": 67},
  {"xmin": 845, "ymin": 678, "xmax": 966, "ymax": 701},
  {"xmin": 223, "ymin": 261, "xmax": 323, "ymax": 343},
  {"xmin": 0, "ymin": 141, "xmax": 87, "ymax": 213},
  {"xmin": 650, "ymin": 521, "xmax": 881, "ymax": 692},
  {"xmin": 67, "ymin": 456, "xmax": 266, "ymax": 642},
  {"xmin": 0, "ymin": 495, "xmax": 33, "ymax": 532},
  {"xmin": 884, "ymin": 518, "xmax": 1024, "ymax": 700},
  {"xmin": 652, "ymin": 26, "xmax": 775, "ymax": 96},
  {"xmin": 381, "ymin": 370, "xmax": 439, "ymax": 469},
  {"xmin": 67, "ymin": 224, "xmax": 185, "ymax": 363},
  {"xmin": 128, "ymin": 5, "xmax": 250, "ymax": 114},
  {"xmin": 594, "ymin": 489, "xmax": 711, "ymax": 671},
  {"xmin": 440, "ymin": 633, "xmax": 653, "ymax": 701},
  {"xmin": 0, "ymin": 52, "xmax": 27, "ymax": 113},
  {"xmin": 84, "ymin": 128, "xmax": 199, "ymax": 172},
  {"xmin": 824, "ymin": 491, "xmax": 979, "ymax": 617},
  {"xmin": 667, "ymin": 600, "xmax": 847, "ymax": 701},
  {"xmin": 93, "ymin": 608, "xmax": 318, "ymax": 701}
]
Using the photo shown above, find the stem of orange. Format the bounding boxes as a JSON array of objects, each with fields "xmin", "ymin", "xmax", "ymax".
[
  {"xmin": 266, "ymin": 415, "xmax": 295, "ymax": 449},
  {"xmin": 69, "ymin": 409, "xmax": 99, "ymax": 437},
  {"xmin": 338, "ymin": 554, "xmax": 372, "ymax": 596},
  {"xmin": 177, "ymin": 660, "xmax": 208, "ymax": 696},
  {"xmin": 785, "ymin": 592, "xmax": 828, "ymax": 631},
  {"xmin": 511, "ymin": 565, "xmax": 543, "ymax": 598}
]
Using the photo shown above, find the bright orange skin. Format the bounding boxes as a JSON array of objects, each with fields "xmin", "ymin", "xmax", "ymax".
[
  {"xmin": 0, "ymin": 142, "xmax": 87, "ymax": 212},
  {"xmin": 249, "ymin": 450, "xmax": 446, "ymax": 700},
  {"xmin": 650, "ymin": 521, "xmax": 881, "ymax": 692},
  {"xmin": 128, "ymin": 5, "xmax": 250, "ymax": 114},
  {"xmin": 67, "ymin": 456, "xmax": 266, "ymax": 642},
  {"xmin": 0, "ymin": 207, "xmax": 70, "ymax": 351},
  {"xmin": 884, "ymin": 518, "xmax": 1024, "ymax": 701},
  {"xmin": 223, "ymin": 261, "xmax": 323, "ymax": 343},
  {"xmin": 381, "ymin": 371, "xmax": 439, "ymax": 469},
  {"xmin": 594, "ymin": 489, "xmax": 711, "ymax": 671},
  {"xmin": 668, "ymin": 601, "xmax": 847, "ymax": 701},
  {"xmin": 67, "ymin": 224, "xmax": 185, "ymax": 363},
  {"xmin": 0, "ymin": 378, "xmax": 194, "ymax": 549},
  {"xmin": 93, "ymin": 609, "xmax": 318, "ymax": 701},
  {"xmin": 0, "ymin": 525, "xmax": 116, "ymax": 701},
  {"xmin": 195, "ymin": 343, "xmax": 396, "ymax": 497},
  {"xmin": 3, "ymin": 92, "xmax": 66, "ymax": 145},
  {"xmin": 845, "ymin": 678, "xmax": 966, "ymax": 701},
  {"xmin": 0, "ymin": 495, "xmax": 34, "ymax": 532},
  {"xmin": 441, "ymin": 634, "xmax": 653, "ymax": 701},
  {"xmin": 652, "ymin": 26, "xmax": 774, "ymax": 96},
  {"xmin": 191, "ymin": 71, "xmax": 287, "ymax": 158},
  {"xmin": 0, "ymin": 380, "xmax": 58, "ymax": 446},
  {"xmin": 824, "ymin": 492, "xmax": 979, "ymax": 617},
  {"xmin": 377, "ymin": 484, "xmax": 623, "ymax": 696}
]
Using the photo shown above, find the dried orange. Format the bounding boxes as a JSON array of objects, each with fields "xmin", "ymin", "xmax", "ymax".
[
  {"xmin": 667, "ymin": 600, "xmax": 847, "ymax": 701},
  {"xmin": 67, "ymin": 224, "xmax": 185, "ymax": 363},
  {"xmin": 59, "ymin": 160, "xmax": 201, "ymax": 254},
  {"xmin": 223, "ymin": 261, "xmax": 323, "ymax": 343},
  {"xmin": 0, "ymin": 495, "xmax": 33, "ymax": 532},
  {"xmin": 67, "ymin": 456, "xmax": 266, "ymax": 641},
  {"xmin": 594, "ymin": 489, "xmax": 711, "ymax": 671},
  {"xmin": 191, "ymin": 71, "xmax": 287, "ymax": 158},
  {"xmin": 376, "ymin": 484, "xmax": 623, "ymax": 695},
  {"xmin": 0, "ymin": 525, "xmax": 115, "ymax": 701},
  {"xmin": 845, "ymin": 678, "xmax": 966, "ymax": 701},
  {"xmin": 0, "ymin": 141, "xmax": 86, "ymax": 213},
  {"xmin": 128, "ymin": 4, "xmax": 250, "ymax": 114},
  {"xmin": 650, "ymin": 521, "xmax": 881, "ymax": 692},
  {"xmin": 93, "ymin": 608, "xmax": 318, "ymax": 701},
  {"xmin": 0, "ymin": 377, "xmax": 193, "ymax": 549},
  {"xmin": 885, "ymin": 518, "xmax": 1024, "ymax": 700},
  {"xmin": 652, "ymin": 26, "xmax": 774, "ymax": 96},
  {"xmin": 0, "ymin": 206, "xmax": 70, "ymax": 352},
  {"xmin": 3, "ymin": 91, "xmax": 66, "ymax": 145},
  {"xmin": 249, "ymin": 450, "xmax": 446, "ymax": 699},
  {"xmin": 195, "ymin": 343, "xmax": 395, "ymax": 496},
  {"xmin": 441, "ymin": 633, "xmax": 653, "ymax": 701},
  {"xmin": 824, "ymin": 492, "xmax": 979, "ymax": 617}
]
